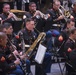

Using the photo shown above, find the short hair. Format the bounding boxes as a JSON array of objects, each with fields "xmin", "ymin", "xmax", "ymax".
[
  {"xmin": 25, "ymin": 18, "xmax": 34, "ymax": 23},
  {"xmin": 70, "ymin": 28, "xmax": 76, "ymax": 34},
  {"xmin": 0, "ymin": 22, "xmax": 12, "ymax": 32},
  {"xmin": 29, "ymin": 2, "xmax": 36, "ymax": 6},
  {"xmin": 3, "ymin": 3, "xmax": 10, "ymax": 8}
]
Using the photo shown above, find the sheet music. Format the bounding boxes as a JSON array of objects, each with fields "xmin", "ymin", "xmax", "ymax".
[{"xmin": 35, "ymin": 44, "xmax": 47, "ymax": 64}]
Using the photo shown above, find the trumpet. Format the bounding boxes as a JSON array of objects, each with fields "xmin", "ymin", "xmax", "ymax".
[
  {"xmin": 33, "ymin": 10, "xmax": 50, "ymax": 20},
  {"xmin": 8, "ymin": 11, "xmax": 19, "ymax": 21}
]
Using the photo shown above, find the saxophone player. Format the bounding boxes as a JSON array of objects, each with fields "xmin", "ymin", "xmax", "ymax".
[
  {"xmin": 17, "ymin": 18, "xmax": 52, "ymax": 75},
  {"xmin": 0, "ymin": 3, "xmax": 18, "ymax": 24}
]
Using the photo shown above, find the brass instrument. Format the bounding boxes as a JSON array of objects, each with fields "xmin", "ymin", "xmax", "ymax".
[
  {"xmin": 33, "ymin": 10, "xmax": 50, "ymax": 20},
  {"xmin": 60, "ymin": 5, "xmax": 71, "ymax": 18},
  {"xmin": 7, "ymin": 37, "xmax": 27, "ymax": 74},
  {"xmin": 25, "ymin": 32, "xmax": 46, "ymax": 58},
  {"xmin": 8, "ymin": 11, "xmax": 21, "ymax": 21}
]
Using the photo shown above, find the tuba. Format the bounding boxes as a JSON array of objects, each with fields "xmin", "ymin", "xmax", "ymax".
[{"xmin": 25, "ymin": 32, "xmax": 46, "ymax": 58}]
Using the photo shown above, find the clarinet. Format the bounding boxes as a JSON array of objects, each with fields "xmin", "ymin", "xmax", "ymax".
[
  {"xmin": 7, "ymin": 37, "xmax": 27, "ymax": 75},
  {"xmin": 19, "ymin": 31, "xmax": 26, "ymax": 54},
  {"xmin": 19, "ymin": 31, "xmax": 29, "ymax": 75}
]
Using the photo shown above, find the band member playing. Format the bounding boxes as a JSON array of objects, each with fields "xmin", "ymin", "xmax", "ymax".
[
  {"xmin": 55, "ymin": 19, "xmax": 75, "ymax": 57},
  {"xmin": 45, "ymin": 0, "xmax": 65, "ymax": 30},
  {"xmin": 18, "ymin": 18, "xmax": 52, "ymax": 75},
  {"xmin": 0, "ymin": 3, "xmax": 18, "ymax": 24},
  {"xmin": 0, "ymin": 32, "xmax": 24, "ymax": 75},
  {"xmin": 24, "ymin": 2, "xmax": 48, "ymax": 19},
  {"xmin": 0, "ymin": 23, "xmax": 26, "ymax": 75},
  {"xmin": 23, "ymin": 2, "xmax": 49, "ymax": 32}
]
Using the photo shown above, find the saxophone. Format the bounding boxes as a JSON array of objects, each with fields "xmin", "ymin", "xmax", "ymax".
[{"xmin": 25, "ymin": 32, "xmax": 46, "ymax": 58}]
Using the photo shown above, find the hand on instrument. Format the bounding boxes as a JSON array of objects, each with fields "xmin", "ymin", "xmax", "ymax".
[
  {"xmin": 13, "ymin": 50, "xmax": 19, "ymax": 56},
  {"xmin": 58, "ymin": 15, "xmax": 64, "ymax": 20},
  {"xmin": 8, "ymin": 13, "xmax": 14, "ymax": 19},
  {"xmin": 33, "ymin": 10, "xmax": 40, "ymax": 17},
  {"xmin": 10, "ymin": 45, "xmax": 17, "ymax": 51},
  {"xmin": 14, "ymin": 58, "xmax": 20, "ymax": 65},
  {"xmin": 20, "ymin": 54, "xmax": 27, "ymax": 60}
]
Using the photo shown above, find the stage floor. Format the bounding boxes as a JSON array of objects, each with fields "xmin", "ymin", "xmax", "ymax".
[{"xmin": 31, "ymin": 62, "xmax": 65, "ymax": 75}]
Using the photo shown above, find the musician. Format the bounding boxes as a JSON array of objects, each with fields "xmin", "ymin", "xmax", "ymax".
[
  {"xmin": 23, "ymin": 2, "xmax": 48, "ymax": 32},
  {"xmin": 23, "ymin": 2, "xmax": 36, "ymax": 18},
  {"xmin": 0, "ymin": 23, "xmax": 31, "ymax": 75},
  {"xmin": 64, "ymin": 28, "xmax": 76, "ymax": 75},
  {"xmin": 0, "ymin": 32, "xmax": 23, "ymax": 75},
  {"xmin": 0, "ymin": 23, "xmax": 25, "ymax": 75},
  {"xmin": 45, "ymin": 0, "xmax": 65, "ymax": 30},
  {"xmin": 18, "ymin": 18, "xmax": 52, "ymax": 75},
  {"xmin": 55, "ymin": 19, "xmax": 75, "ymax": 57},
  {"xmin": 24, "ymin": 2, "xmax": 49, "ymax": 19},
  {"xmin": 18, "ymin": 18, "xmax": 37, "ymax": 75},
  {"xmin": 0, "ymin": 3, "xmax": 18, "ymax": 24},
  {"xmin": 59, "ymin": 19, "xmax": 75, "ymax": 42}
]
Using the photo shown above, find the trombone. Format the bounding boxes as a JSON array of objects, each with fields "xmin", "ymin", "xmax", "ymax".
[
  {"xmin": 60, "ymin": 5, "xmax": 71, "ymax": 18},
  {"xmin": 58, "ymin": 5, "xmax": 71, "ymax": 21}
]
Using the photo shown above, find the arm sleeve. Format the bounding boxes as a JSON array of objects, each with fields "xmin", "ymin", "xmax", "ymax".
[{"xmin": 0, "ymin": 53, "xmax": 16, "ymax": 73}]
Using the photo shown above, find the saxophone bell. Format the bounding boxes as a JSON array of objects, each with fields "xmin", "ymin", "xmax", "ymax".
[{"xmin": 25, "ymin": 32, "xmax": 46, "ymax": 59}]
